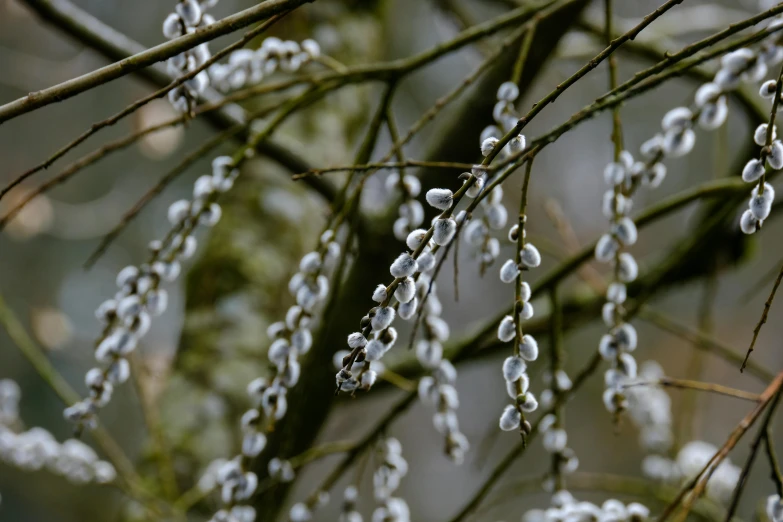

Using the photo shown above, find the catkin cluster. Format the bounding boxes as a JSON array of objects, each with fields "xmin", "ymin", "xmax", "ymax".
[
  {"xmin": 64, "ymin": 156, "xmax": 233, "ymax": 431},
  {"xmin": 0, "ymin": 380, "xmax": 116, "ymax": 486}
]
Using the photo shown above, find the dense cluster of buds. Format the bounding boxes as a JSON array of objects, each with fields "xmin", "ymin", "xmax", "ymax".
[{"xmin": 1, "ymin": 380, "xmax": 115, "ymax": 486}]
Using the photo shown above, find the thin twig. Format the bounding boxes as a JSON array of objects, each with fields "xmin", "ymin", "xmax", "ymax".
[
  {"xmin": 741, "ymin": 260, "xmax": 783, "ymax": 371},
  {"xmin": 622, "ymin": 378, "xmax": 761, "ymax": 402}
]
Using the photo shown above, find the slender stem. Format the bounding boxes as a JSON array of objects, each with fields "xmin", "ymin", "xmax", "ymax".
[
  {"xmin": 741, "ymin": 260, "xmax": 783, "ymax": 371},
  {"xmin": 622, "ymin": 378, "xmax": 761, "ymax": 402}
]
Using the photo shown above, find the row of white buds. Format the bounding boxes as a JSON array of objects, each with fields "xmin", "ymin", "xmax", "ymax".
[
  {"xmin": 522, "ymin": 491, "xmax": 650, "ymax": 522},
  {"xmin": 465, "ymin": 82, "xmax": 524, "ymax": 271},
  {"xmin": 371, "ymin": 437, "xmax": 410, "ymax": 522},
  {"xmin": 740, "ymin": 75, "xmax": 783, "ymax": 233},
  {"xmin": 162, "ymin": 0, "xmax": 219, "ymax": 111},
  {"xmin": 387, "ymin": 170, "xmax": 424, "ymax": 243},
  {"xmin": 593, "ymin": 28, "xmax": 783, "ymax": 413},
  {"xmin": 210, "ymin": 37, "xmax": 321, "ymax": 93},
  {"xmin": 643, "ymin": 440, "xmax": 741, "ymax": 504},
  {"xmin": 335, "ymin": 177, "xmax": 466, "ymax": 386},
  {"xmin": 595, "ymin": 150, "xmax": 640, "ymax": 417},
  {"xmin": 65, "ymin": 155, "xmax": 234, "ymax": 430},
  {"xmin": 0, "ymin": 380, "xmax": 116, "ymax": 485},
  {"xmin": 414, "ymin": 272, "xmax": 469, "ymax": 464},
  {"xmin": 207, "ymin": 229, "xmax": 344, "ymax": 522},
  {"xmin": 498, "ymin": 183, "xmax": 541, "ymax": 438}
]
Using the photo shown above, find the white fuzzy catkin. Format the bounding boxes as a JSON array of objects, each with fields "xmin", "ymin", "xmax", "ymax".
[
  {"xmin": 498, "ymin": 315, "xmax": 517, "ymax": 342},
  {"xmin": 425, "ymin": 188, "xmax": 454, "ymax": 210},
  {"xmin": 390, "ymin": 253, "xmax": 418, "ymax": 278}
]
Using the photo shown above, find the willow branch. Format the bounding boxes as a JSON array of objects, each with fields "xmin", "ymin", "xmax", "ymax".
[{"xmin": 2, "ymin": 0, "xmax": 312, "ymax": 123}]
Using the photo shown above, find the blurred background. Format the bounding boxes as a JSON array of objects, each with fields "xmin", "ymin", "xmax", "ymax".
[{"xmin": 0, "ymin": 0, "xmax": 782, "ymax": 520}]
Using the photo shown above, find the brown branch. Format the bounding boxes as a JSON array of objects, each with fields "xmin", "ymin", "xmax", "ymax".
[{"xmin": 622, "ymin": 377, "xmax": 762, "ymax": 402}]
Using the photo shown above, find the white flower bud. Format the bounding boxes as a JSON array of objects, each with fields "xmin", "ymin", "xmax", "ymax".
[
  {"xmin": 721, "ymin": 48, "xmax": 754, "ymax": 73},
  {"xmin": 662, "ymin": 107, "xmax": 692, "ymax": 131},
  {"xmin": 740, "ymin": 209, "xmax": 759, "ymax": 234},
  {"xmin": 106, "ymin": 359, "xmax": 130, "ymax": 384},
  {"xmin": 644, "ymin": 162, "xmax": 667, "ymax": 188},
  {"xmin": 766, "ymin": 495, "xmax": 783, "ymax": 522},
  {"xmin": 760, "ymin": 80, "xmax": 778, "ymax": 98},
  {"xmin": 519, "ymin": 334, "xmax": 538, "ymax": 361},
  {"xmin": 502, "ymin": 356, "xmax": 526, "ymax": 382},
  {"xmin": 714, "ymin": 68, "xmax": 740, "ymax": 90},
  {"xmin": 742, "ymin": 159, "xmax": 765, "ymax": 182},
  {"xmin": 594, "ymin": 234, "xmax": 619, "ymax": 262},
  {"xmin": 168, "ymin": 199, "xmax": 190, "ymax": 225},
  {"xmin": 415, "ymin": 340, "xmax": 442, "ymax": 369},
  {"xmin": 372, "ymin": 307, "xmax": 395, "ymax": 331},
  {"xmin": 498, "ymin": 315, "xmax": 516, "ymax": 342},
  {"xmin": 299, "ymin": 252, "xmax": 321, "ymax": 274},
  {"xmin": 465, "ymin": 174, "xmax": 485, "ymax": 198},
  {"xmin": 199, "ymin": 203, "xmax": 222, "ymax": 227},
  {"xmin": 162, "ymin": 13, "xmax": 182, "ymax": 39},
  {"xmin": 640, "ymin": 135, "xmax": 663, "ymax": 158},
  {"xmin": 604, "ymin": 163, "xmax": 625, "ymax": 186},
  {"xmin": 519, "ymin": 392, "xmax": 538, "ymax": 412},
  {"xmin": 613, "ymin": 217, "xmax": 638, "ymax": 246},
  {"xmin": 176, "ymin": 0, "xmax": 202, "ymax": 26},
  {"xmin": 372, "ymin": 284, "xmax": 388, "ymax": 303},
  {"xmin": 398, "ymin": 297, "xmax": 418, "ymax": 320},
  {"xmin": 347, "ymin": 332, "xmax": 367, "ymax": 349},
  {"xmin": 432, "ymin": 219, "xmax": 457, "ymax": 246},
  {"xmin": 405, "ymin": 229, "xmax": 428, "ymax": 250},
  {"xmin": 486, "ymin": 204, "xmax": 508, "ymax": 230},
  {"xmin": 755, "ymin": 123, "xmax": 777, "ymax": 146},
  {"xmin": 543, "ymin": 429, "xmax": 567, "ymax": 453},
  {"xmin": 508, "ymin": 134, "xmax": 526, "ymax": 154},
  {"xmin": 507, "ymin": 374, "xmax": 529, "ymax": 398},
  {"xmin": 520, "ymin": 301, "xmax": 534, "ymax": 320},
  {"xmin": 499, "ymin": 405, "xmax": 521, "ymax": 431},
  {"xmin": 499, "ymin": 259, "xmax": 519, "ymax": 283},
  {"xmin": 750, "ymin": 185, "xmax": 775, "ymax": 221},
  {"xmin": 618, "ymin": 252, "xmax": 639, "ymax": 283},
  {"xmin": 607, "ymin": 283, "xmax": 626, "ymax": 304},
  {"xmin": 242, "ymin": 432, "xmax": 267, "ymax": 458},
  {"xmin": 464, "ymin": 220, "xmax": 487, "ymax": 246},
  {"xmin": 698, "ymin": 97, "xmax": 728, "ymax": 130},
  {"xmin": 291, "ymin": 328, "xmax": 312, "ymax": 354},
  {"xmin": 662, "ymin": 128, "xmax": 696, "ymax": 158},
  {"xmin": 425, "ymin": 188, "xmax": 454, "ymax": 210},
  {"xmin": 394, "ymin": 277, "xmax": 416, "ymax": 304},
  {"xmin": 520, "ymin": 281, "xmax": 531, "ymax": 302},
  {"xmin": 365, "ymin": 339, "xmax": 386, "ymax": 361},
  {"xmin": 616, "ymin": 323, "xmax": 638, "ymax": 351},
  {"xmin": 497, "ymin": 81, "xmax": 519, "ymax": 102},
  {"xmin": 481, "ymin": 137, "xmax": 499, "ymax": 157},
  {"xmin": 520, "ymin": 243, "xmax": 541, "ymax": 268},
  {"xmin": 390, "ymin": 253, "xmax": 418, "ymax": 277},
  {"xmin": 417, "ymin": 252, "xmax": 436, "ymax": 272},
  {"xmin": 695, "ymin": 82, "xmax": 721, "ymax": 107},
  {"xmin": 769, "ymin": 141, "xmax": 783, "ymax": 170}
]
